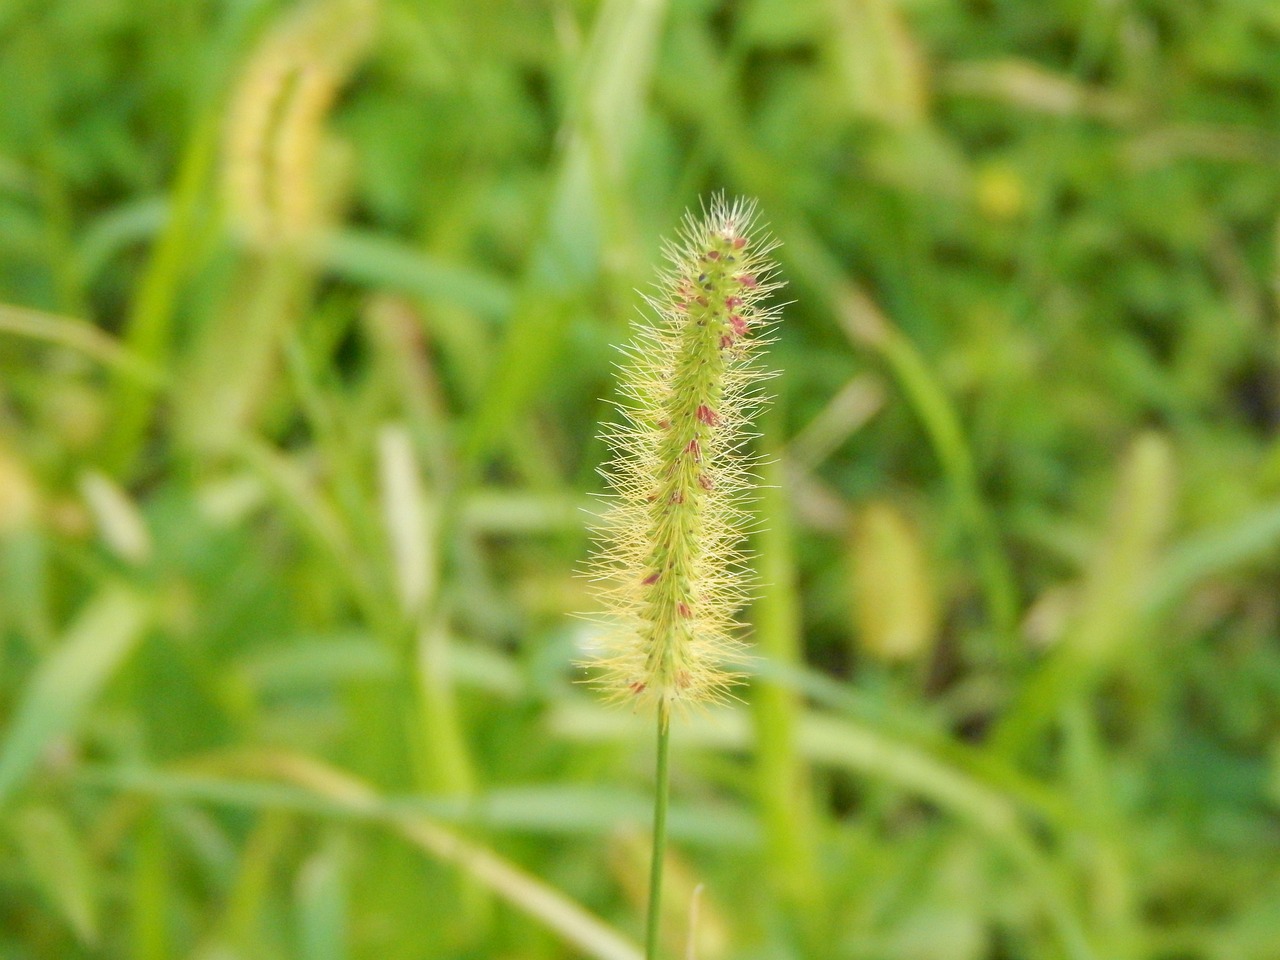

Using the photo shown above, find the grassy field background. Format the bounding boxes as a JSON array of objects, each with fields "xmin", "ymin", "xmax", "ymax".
[{"xmin": 2, "ymin": 0, "xmax": 1280, "ymax": 957}]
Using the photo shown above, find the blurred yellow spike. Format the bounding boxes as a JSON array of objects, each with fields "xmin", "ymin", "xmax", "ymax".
[
  {"xmin": 1072, "ymin": 431, "xmax": 1177, "ymax": 664},
  {"xmin": 829, "ymin": 0, "xmax": 930, "ymax": 124},
  {"xmin": 849, "ymin": 500, "xmax": 938, "ymax": 663},
  {"xmin": 0, "ymin": 445, "xmax": 39, "ymax": 534},
  {"xmin": 223, "ymin": 0, "xmax": 377, "ymax": 249}
]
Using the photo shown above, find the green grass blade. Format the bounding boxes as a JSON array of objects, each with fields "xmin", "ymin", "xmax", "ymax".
[
  {"xmin": 991, "ymin": 433, "xmax": 1176, "ymax": 757},
  {"xmin": 750, "ymin": 425, "xmax": 821, "ymax": 914},
  {"xmin": 836, "ymin": 289, "xmax": 1019, "ymax": 647},
  {"xmin": 106, "ymin": 106, "xmax": 220, "ymax": 473},
  {"xmin": 76, "ymin": 765, "xmax": 759, "ymax": 846},
  {"xmin": 0, "ymin": 303, "xmax": 166, "ymax": 387},
  {"xmin": 461, "ymin": 0, "xmax": 669, "ymax": 470},
  {"xmin": 296, "ymin": 841, "xmax": 348, "ymax": 960},
  {"xmin": 1145, "ymin": 501, "xmax": 1280, "ymax": 616},
  {"xmin": 9, "ymin": 805, "xmax": 101, "ymax": 946},
  {"xmin": 0, "ymin": 586, "xmax": 149, "ymax": 810},
  {"xmin": 315, "ymin": 229, "xmax": 513, "ymax": 319}
]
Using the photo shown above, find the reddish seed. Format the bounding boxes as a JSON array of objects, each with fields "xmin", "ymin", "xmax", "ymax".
[
  {"xmin": 697, "ymin": 404, "xmax": 718, "ymax": 426},
  {"xmin": 698, "ymin": 474, "xmax": 714, "ymax": 490},
  {"xmin": 658, "ymin": 419, "xmax": 670, "ymax": 429},
  {"xmin": 643, "ymin": 572, "xmax": 660, "ymax": 585},
  {"xmin": 706, "ymin": 250, "xmax": 720, "ymax": 260},
  {"xmin": 730, "ymin": 314, "xmax": 748, "ymax": 336},
  {"xmin": 737, "ymin": 274, "xmax": 758, "ymax": 288},
  {"xmin": 725, "ymin": 296, "xmax": 743, "ymax": 308},
  {"xmin": 733, "ymin": 236, "xmax": 747, "ymax": 249},
  {"xmin": 630, "ymin": 681, "xmax": 646, "ymax": 695},
  {"xmin": 719, "ymin": 334, "xmax": 733, "ymax": 349},
  {"xmin": 685, "ymin": 437, "xmax": 700, "ymax": 458},
  {"xmin": 670, "ymin": 490, "xmax": 684, "ymax": 505},
  {"xmin": 677, "ymin": 602, "xmax": 692, "ymax": 618}
]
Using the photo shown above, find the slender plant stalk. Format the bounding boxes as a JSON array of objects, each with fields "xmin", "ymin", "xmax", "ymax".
[
  {"xmin": 584, "ymin": 195, "xmax": 783, "ymax": 956},
  {"xmin": 644, "ymin": 702, "xmax": 672, "ymax": 959}
]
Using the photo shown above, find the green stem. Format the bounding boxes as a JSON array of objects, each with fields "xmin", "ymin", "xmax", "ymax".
[{"xmin": 644, "ymin": 701, "xmax": 672, "ymax": 960}]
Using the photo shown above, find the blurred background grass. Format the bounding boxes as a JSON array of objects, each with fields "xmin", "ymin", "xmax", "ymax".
[{"xmin": 2, "ymin": 0, "xmax": 1280, "ymax": 957}]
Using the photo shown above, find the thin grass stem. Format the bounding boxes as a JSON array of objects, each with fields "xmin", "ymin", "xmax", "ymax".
[{"xmin": 644, "ymin": 702, "xmax": 672, "ymax": 960}]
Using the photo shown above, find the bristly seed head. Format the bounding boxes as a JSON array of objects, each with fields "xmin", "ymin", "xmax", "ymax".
[{"xmin": 582, "ymin": 194, "xmax": 782, "ymax": 710}]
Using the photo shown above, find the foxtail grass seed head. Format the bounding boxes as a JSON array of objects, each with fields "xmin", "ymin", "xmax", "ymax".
[
  {"xmin": 586, "ymin": 196, "xmax": 782, "ymax": 710},
  {"xmin": 223, "ymin": 0, "xmax": 375, "ymax": 249}
]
